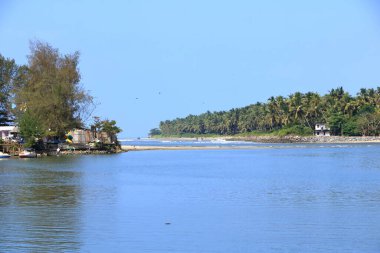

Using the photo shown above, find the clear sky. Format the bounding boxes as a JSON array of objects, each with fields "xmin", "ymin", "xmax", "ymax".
[{"xmin": 1, "ymin": 0, "xmax": 380, "ymax": 137}]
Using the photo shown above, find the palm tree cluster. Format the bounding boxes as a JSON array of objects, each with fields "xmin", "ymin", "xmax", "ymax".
[{"xmin": 157, "ymin": 87, "xmax": 380, "ymax": 136}]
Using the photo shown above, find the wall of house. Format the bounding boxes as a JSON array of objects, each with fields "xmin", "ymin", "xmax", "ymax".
[
  {"xmin": 0, "ymin": 130, "xmax": 10, "ymax": 139},
  {"xmin": 68, "ymin": 129, "xmax": 117, "ymax": 144},
  {"xmin": 315, "ymin": 124, "xmax": 328, "ymax": 131},
  {"xmin": 315, "ymin": 130, "xmax": 331, "ymax": 136},
  {"xmin": 71, "ymin": 129, "xmax": 95, "ymax": 144}
]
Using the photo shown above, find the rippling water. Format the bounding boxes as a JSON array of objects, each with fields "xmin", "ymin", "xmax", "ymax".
[{"xmin": 1, "ymin": 143, "xmax": 380, "ymax": 252}]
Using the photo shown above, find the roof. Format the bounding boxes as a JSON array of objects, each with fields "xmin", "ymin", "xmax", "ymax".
[{"xmin": 0, "ymin": 126, "xmax": 19, "ymax": 132}]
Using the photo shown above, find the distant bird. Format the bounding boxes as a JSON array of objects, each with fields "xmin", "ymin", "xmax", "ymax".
[
  {"xmin": 165, "ymin": 222, "xmax": 171, "ymax": 225},
  {"xmin": 135, "ymin": 98, "xmax": 139, "ymax": 100},
  {"xmin": 158, "ymin": 92, "xmax": 161, "ymax": 95}
]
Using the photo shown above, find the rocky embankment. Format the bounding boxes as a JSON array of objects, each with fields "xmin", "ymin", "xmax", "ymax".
[{"xmin": 227, "ymin": 135, "xmax": 380, "ymax": 143}]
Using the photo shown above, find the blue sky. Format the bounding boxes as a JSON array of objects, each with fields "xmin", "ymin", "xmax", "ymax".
[{"xmin": 1, "ymin": 0, "xmax": 380, "ymax": 137}]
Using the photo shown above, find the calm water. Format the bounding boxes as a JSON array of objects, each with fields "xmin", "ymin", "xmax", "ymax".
[{"xmin": 1, "ymin": 143, "xmax": 380, "ymax": 252}]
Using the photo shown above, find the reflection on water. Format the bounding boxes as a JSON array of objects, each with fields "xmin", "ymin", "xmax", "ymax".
[
  {"xmin": 1, "ymin": 145, "xmax": 380, "ymax": 252},
  {"xmin": 0, "ymin": 158, "xmax": 81, "ymax": 252}
]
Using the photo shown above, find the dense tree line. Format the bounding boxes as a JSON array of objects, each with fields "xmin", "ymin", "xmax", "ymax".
[
  {"xmin": 156, "ymin": 87, "xmax": 380, "ymax": 136},
  {"xmin": 1, "ymin": 40, "xmax": 120, "ymax": 146}
]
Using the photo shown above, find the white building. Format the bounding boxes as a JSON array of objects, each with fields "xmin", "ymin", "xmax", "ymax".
[
  {"xmin": 0, "ymin": 126, "xmax": 19, "ymax": 141},
  {"xmin": 314, "ymin": 123, "xmax": 330, "ymax": 136}
]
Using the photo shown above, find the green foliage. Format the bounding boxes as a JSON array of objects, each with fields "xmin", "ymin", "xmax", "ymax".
[
  {"xmin": 157, "ymin": 86, "xmax": 380, "ymax": 137},
  {"xmin": 14, "ymin": 40, "xmax": 94, "ymax": 137},
  {"xmin": 92, "ymin": 116, "xmax": 103, "ymax": 133},
  {"xmin": 356, "ymin": 111, "xmax": 380, "ymax": 136},
  {"xmin": 327, "ymin": 113, "xmax": 345, "ymax": 136},
  {"xmin": 92, "ymin": 117, "xmax": 122, "ymax": 135},
  {"xmin": 149, "ymin": 128, "xmax": 161, "ymax": 136},
  {"xmin": 101, "ymin": 119, "xmax": 122, "ymax": 135},
  {"xmin": 357, "ymin": 104, "xmax": 375, "ymax": 114},
  {"xmin": 342, "ymin": 117, "xmax": 361, "ymax": 136},
  {"xmin": 0, "ymin": 54, "xmax": 19, "ymax": 125},
  {"xmin": 274, "ymin": 125, "xmax": 313, "ymax": 136},
  {"xmin": 17, "ymin": 111, "xmax": 44, "ymax": 147},
  {"xmin": 2, "ymin": 44, "xmax": 127, "ymax": 148},
  {"xmin": 153, "ymin": 133, "xmax": 222, "ymax": 138}
]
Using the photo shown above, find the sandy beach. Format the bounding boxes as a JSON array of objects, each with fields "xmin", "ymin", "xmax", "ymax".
[
  {"xmin": 121, "ymin": 135, "xmax": 380, "ymax": 152},
  {"xmin": 121, "ymin": 145, "xmax": 267, "ymax": 151}
]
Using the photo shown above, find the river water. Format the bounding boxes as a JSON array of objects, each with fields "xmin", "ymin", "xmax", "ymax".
[{"xmin": 1, "ymin": 142, "xmax": 380, "ymax": 252}]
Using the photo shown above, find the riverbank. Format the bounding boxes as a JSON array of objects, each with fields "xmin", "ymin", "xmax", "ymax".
[
  {"xmin": 151, "ymin": 135, "xmax": 380, "ymax": 144},
  {"xmin": 121, "ymin": 145, "xmax": 270, "ymax": 152},
  {"xmin": 227, "ymin": 135, "xmax": 380, "ymax": 143},
  {"xmin": 121, "ymin": 136, "xmax": 380, "ymax": 152}
]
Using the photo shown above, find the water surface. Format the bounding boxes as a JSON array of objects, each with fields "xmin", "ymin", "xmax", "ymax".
[{"xmin": 1, "ymin": 143, "xmax": 380, "ymax": 252}]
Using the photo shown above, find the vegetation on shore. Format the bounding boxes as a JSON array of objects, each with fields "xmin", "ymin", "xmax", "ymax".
[
  {"xmin": 151, "ymin": 125, "xmax": 313, "ymax": 138},
  {"xmin": 1, "ymin": 40, "xmax": 121, "ymax": 148},
  {"xmin": 151, "ymin": 87, "xmax": 380, "ymax": 137}
]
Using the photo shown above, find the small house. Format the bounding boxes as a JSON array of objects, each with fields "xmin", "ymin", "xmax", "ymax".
[
  {"xmin": 69, "ymin": 129, "xmax": 95, "ymax": 144},
  {"xmin": 315, "ymin": 123, "xmax": 330, "ymax": 136},
  {"xmin": 0, "ymin": 126, "xmax": 19, "ymax": 141},
  {"xmin": 65, "ymin": 128, "xmax": 117, "ymax": 145}
]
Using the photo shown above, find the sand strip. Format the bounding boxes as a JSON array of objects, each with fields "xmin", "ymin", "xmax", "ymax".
[{"xmin": 121, "ymin": 145, "xmax": 265, "ymax": 151}]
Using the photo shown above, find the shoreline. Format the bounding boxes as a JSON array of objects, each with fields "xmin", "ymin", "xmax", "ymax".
[
  {"xmin": 121, "ymin": 141, "xmax": 379, "ymax": 152},
  {"xmin": 151, "ymin": 135, "xmax": 380, "ymax": 144},
  {"xmin": 121, "ymin": 145, "xmax": 270, "ymax": 152}
]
